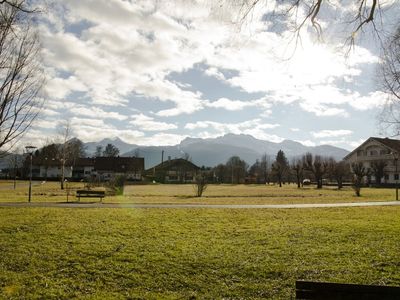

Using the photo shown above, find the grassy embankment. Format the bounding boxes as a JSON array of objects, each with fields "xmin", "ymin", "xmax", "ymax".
[
  {"xmin": 0, "ymin": 181, "xmax": 397, "ymax": 204},
  {"xmin": 1, "ymin": 206, "xmax": 399, "ymax": 299}
]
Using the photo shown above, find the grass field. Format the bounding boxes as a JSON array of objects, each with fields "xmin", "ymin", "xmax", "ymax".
[
  {"xmin": 0, "ymin": 181, "xmax": 397, "ymax": 204},
  {"xmin": 1, "ymin": 206, "xmax": 399, "ymax": 299}
]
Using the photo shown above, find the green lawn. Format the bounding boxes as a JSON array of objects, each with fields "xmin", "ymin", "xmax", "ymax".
[
  {"xmin": 0, "ymin": 207, "xmax": 399, "ymax": 299},
  {"xmin": 1, "ymin": 181, "xmax": 398, "ymax": 204}
]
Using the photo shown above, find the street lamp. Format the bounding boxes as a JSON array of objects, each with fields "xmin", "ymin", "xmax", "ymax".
[{"xmin": 25, "ymin": 145, "xmax": 37, "ymax": 202}]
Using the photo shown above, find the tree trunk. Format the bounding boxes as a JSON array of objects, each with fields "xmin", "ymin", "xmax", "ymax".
[{"xmin": 317, "ymin": 178, "xmax": 322, "ymax": 189}]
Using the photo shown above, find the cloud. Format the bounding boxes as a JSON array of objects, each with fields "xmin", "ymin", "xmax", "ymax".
[
  {"xmin": 139, "ymin": 133, "xmax": 188, "ymax": 146},
  {"xmin": 297, "ymin": 140, "xmax": 316, "ymax": 147},
  {"xmin": 70, "ymin": 106, "xmax": 128, "ymax": 121},
  {"xmin": 207, "ymin": 97, "xmax": 253, "ymax": 111},
  {"xmin": 33, "ymin": 0, "xmax": 388, "ymax": 147},
  {"xmin": 185, "ymin": 119, "xmax": 282, "ymax": 141},
  {"xmin": 311, "ymin": 129, "xmax": 353, "ymax": 138},
  {"xmin": 205, "ymin": 67, "xmax": 226, "ymax": 81},
  {"xmin": 129, "ymin": 114, "xmax": 178, "ymax": 131}
]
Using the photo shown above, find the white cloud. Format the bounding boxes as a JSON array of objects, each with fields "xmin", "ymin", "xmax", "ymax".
[
  {"xmin": 207, "ymin": 98, "xmax": 253, "ymax": 111},
  {"xmin": 70, "ymin": 106, "xmax": 128, "ymax": 121},
  {"xmin": 311, "ymin": 129, "xmax": 353, "ymax": 138},
  {"xmin": 205, "ymin": 67, "xmax": 226, "ymax": 81},
  {"xmin": 349, "ymin": 91, "xmax": 388, "ymax": 111},
  {"xmin": 297, "ymin": 140, "xmax": 316, "ymax": 147},
  {"xmin": 33, "ymin": 0, "xmax": 389, "ymax": 146},
  {"xmin": 129, "ymin": 114, "xmax": 177, "ymax": 131},
  {"xmin": 139, "ymin": 133, "xmax": 188, "ymax": 146},
  {"xmin": 185, "ymin": 119, "xmax": 282, "ymax": 141}
]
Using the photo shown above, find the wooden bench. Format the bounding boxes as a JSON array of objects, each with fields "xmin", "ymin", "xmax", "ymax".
[
  {"xmin": 76, "ymin": 190, "xmax": 105, "ymax": 202},
  {"xmin": 296, "ymin": 280, "xmax": 400, "ymax": 300}
]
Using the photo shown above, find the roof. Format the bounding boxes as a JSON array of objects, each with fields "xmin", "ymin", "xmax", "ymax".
[
  {"xmin": 146, "ymin": 158, "xmax": 200, "ymax": 173},
  {"xmin": 372, "ymin": 137, "xmax": 400, "ymax": 153},
  {"xmin": 344, "ymin": 137, "xmax": 400, "ymax": 160},
  {"xmin": 32, "ymin": 156, "xmax": 144, "ymax": 172},
  {"xmin": 94, "ymin": 157, "xmax": 144, "ymax": 172}
]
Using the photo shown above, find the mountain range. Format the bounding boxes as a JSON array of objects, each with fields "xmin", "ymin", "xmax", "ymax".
[{"xmin": 85, "ymin": 134, "xmax": 350, "ymax": 169}]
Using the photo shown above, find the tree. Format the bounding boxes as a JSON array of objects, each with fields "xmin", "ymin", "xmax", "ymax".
[
  {"xmin": 249, "ymin": 159, "xmax": 263, "ymax": 183},
  {"xmin": 291, "ymin": 158, "xmax": 303, "ymax": 188},
  {"xmin": 103, "ymin": 143, "xmax": 120, "ymax": 157},
  {"xmin": 272, "ymin": 150, "xmax": 288, "ymax": 187},
  {"xmin": 57, "ymin": 121, "xmax": 72, "ymax": 190},
  {"xmin": 213, "ymin": 163, "xmax": 227, "ymax": 183},
  {"xmin": 302, "ymin": 153, "xmax": 328, "ymax": 189},
  {"xmin": 327, "ymin": 158, "xmax": 349, "ymax": 189},
  {"xmin": 193, "ymin": 173, "xmax": 207, "ymax": 197},
  {"xmin": 226, "ymin": 156, "xmax": 248, "ymax": 184},
  {"xmin": 7, "ymin": 148, "xmax": 23, "ymax": 188},
  {"xmin": 0, "ymin": 1, "xmax": 44, "ymax": 151},
  {"xmin": 95, "ymin": 145, "xmax": 103, "ymax": 157},
  {"xmin": 380, "ymin": 27, "xmax": 400, "ymax": 135},
  {"xmin": 228, "ymin": 0, "xmax": 389, "ymax": 48},
  {"xmin": 260, "ymin": 154, "xmax": 270, "ymax": 184},
  {"xmin": 370, "ymin": 160, "xmax": 387, "ymax": 185},
  {"xmin": 351, "ymin": 162, "xmax": 370, "ymax": 197}
]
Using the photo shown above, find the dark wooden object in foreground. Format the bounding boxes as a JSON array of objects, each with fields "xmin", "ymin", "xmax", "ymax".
[
  {"xmin": 76, "ymin": 190, "xmax": 105, "ymax": 202},
  {"xmin": 296, "ymin": 280, "xmax": 400, "ymax": 300}
]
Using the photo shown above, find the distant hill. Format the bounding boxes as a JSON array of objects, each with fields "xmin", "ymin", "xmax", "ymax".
[{"xmin": 120, "ymin": 133, "xmax": 350, "ymax": 168}]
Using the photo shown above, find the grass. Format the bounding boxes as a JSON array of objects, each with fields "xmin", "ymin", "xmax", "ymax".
[
  {"xmin": 0, "ymin": 206, "xmax": 399, "ymax": 299},
  {"xmin": 1, "ymin": 181, "xmax": 398, "ymax": 204}
]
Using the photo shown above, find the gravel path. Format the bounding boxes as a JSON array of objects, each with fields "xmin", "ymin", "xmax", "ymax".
[{"xmin": 1, "ymin": 201, "xmax": 400, "ymax": 209}]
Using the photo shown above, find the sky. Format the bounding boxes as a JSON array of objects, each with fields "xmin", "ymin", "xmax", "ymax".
[{"xmin": 24, "ymin": 0, "xmax": 400, "ymax": 150}]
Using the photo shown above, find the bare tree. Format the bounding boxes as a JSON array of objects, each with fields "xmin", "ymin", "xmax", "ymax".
[
  {"xmin": 226, "ymin": 156, "xmax": 248, "ymax": 184},
  {"xmin": 57, "ymin": 121, "xmax": 71, "ymax": 190},
  {"xmin": 260, "ymin": 154, "xmax": 270, "ymax": 184},
  {"xmin": 380, "ymin": 27, "xmax": 400, "ymax": 135},
  {"xmin": 370, "ymin": 160, "xmax": 387, "ymax": 185},
  {"xmin": 194, "ymin": 173, "xmax": 207, "ymax": 197},
  {"xmin": 351, "ymin": 162, "xmax": 370, "ymax": 197},
  {"xmin": 0, "ymin": 1, "xmax": 44, "ymax": 151},
  {"xmin": 302, "ymin": 153, "xmax": 328, "ymax": 189},
  {"xmin": 327, "ymin": 158, "xmax": 349, "ymax": 189},
  {"xmin": 291, "ymin": 158, "xmax": 303, "ymax": 188},
  {"xmin": 225, "ymin": 0, "xmax": 391, "ymax": 48}
]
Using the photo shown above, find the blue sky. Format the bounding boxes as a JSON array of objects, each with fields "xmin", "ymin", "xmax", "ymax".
[{"xmin": 25, "ymin": 0, "xmax": 400, "ymax": 150}]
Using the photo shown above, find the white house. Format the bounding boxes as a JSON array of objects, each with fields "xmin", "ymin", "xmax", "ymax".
[{"xmin": 344, "ymin": 137, "xmax": 400, "ymax": 184}]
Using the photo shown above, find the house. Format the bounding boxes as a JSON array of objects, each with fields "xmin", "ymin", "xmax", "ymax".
[
  {"xmin": 93, "ymin": 157, "xmax": 143, "ymax": 181},
  {"xmin": 344, "ymin": 137, "xmax": 400, "ymax": 184},
  {"xmin": 146, "ymin": 158, "xmax": 200, "ymax": 183},
  {"xmin": 30, "ymin": 156, "xmax": 144, "ymax": 181}
]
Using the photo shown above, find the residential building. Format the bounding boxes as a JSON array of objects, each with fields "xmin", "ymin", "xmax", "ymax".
[
  {"xmin": 344, "ymin": 137, "xmax": 400, "ymax": 184},
  {"xmin": 146, "ymin": 158, "xmax": 200, "ymax": 183},
  {"xmin": 30, "ymin": 156, "xmax": 144, "ymax": 181}
]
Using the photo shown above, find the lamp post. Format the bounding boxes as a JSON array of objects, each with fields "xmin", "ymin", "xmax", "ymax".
[{"xmin": 25, "ymin": 145, "xmax": 36, "ymax": 203}]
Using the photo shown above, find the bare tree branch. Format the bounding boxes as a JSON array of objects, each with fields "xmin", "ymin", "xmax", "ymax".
[{"xmin": 0, "ymin": 1, "xmax": 44, "ymax": 151}]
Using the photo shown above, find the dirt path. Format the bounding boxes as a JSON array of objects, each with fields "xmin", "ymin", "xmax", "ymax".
[{"xmin": 1, "ymin": 201, "xmax": 400, "ymax": 209}]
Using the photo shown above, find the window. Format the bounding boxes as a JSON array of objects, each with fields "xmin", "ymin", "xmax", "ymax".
[
  {"xmin": 384, "ymin": 174, "xmax": 389, "ymax": 180},
  {"xmin": 395, "ymin": 174, "xmax": 399, "ymax": 180},
  {"xmin": 369, "ymin": 150, "xmax": 378, "ymax": 156}
]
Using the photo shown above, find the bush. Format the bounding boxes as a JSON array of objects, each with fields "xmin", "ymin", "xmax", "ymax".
[
  {"xmin": 193, "ymin": 174, "xmax": 207, "ymax": 197},
  {"xmin": 107, "ymin": 175, "xmax": 126, "ymax": 196}
]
